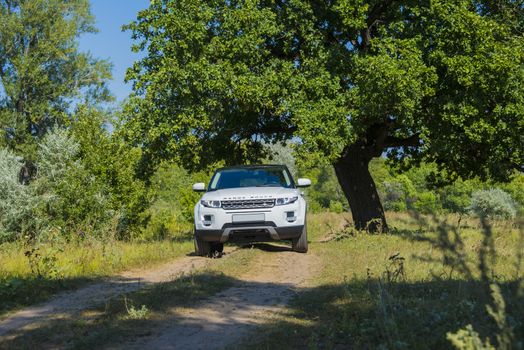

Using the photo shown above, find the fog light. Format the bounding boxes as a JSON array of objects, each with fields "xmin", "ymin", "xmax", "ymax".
[
  {"xmin": 286, "ymin": 211, "xmax": 296, "ymax": 222},
  {"xmin": 203, "ymin": 215, "xmax": 213, "ymax": 226}
]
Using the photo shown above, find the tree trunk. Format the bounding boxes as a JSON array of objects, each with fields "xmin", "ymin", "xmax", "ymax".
[{"xmin": 334, "ymin": 143, "xmax": 388, "ymax": 232}]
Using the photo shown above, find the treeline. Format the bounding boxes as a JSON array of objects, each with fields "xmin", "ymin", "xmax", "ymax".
[
  {"xmin": 139, "ymin": 145, "xmax": 522, "ymax": 240},
  {"xmin": 306, "ymin": 158, "xmax": 523, "ymax": 217}
]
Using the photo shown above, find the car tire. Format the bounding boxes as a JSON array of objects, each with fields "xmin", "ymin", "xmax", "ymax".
[
  {"xmin": 194, "ymin": 231, "xmax": 211, "ymax": 256},
  {"xmin": 211, "ymin": 243, "xmax": 224, "ymax": 253},
  {"xmin": 292, "ymin": 221, "xmax": 308, "ymax": 253}
]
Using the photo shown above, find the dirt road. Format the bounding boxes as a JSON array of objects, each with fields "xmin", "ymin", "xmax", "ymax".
[
  {"xmin": 0, "ymin": 244, "xmax": 319, "ymax": 349},
  {"xmin": 0, "ymin": 251, "xmax": 213, "ymax": 339}
]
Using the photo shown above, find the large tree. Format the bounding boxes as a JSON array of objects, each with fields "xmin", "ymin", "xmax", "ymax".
[
  {"xmin": 0, "ymin": 0, "xmax": 112, "ymax": 162},
  {"xmin": 124, "ymin": 0, "xmax": 523, "ymax": 231}
]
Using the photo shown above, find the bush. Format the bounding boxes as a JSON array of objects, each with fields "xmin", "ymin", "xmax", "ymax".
[
  {"xmin": 412, "ymin": 191, "xmax": 441, "ymax": 214},
  {"xmin": 34, "ymin": 129, "xmax": 117, "ymax": 240},
  {"xmin": 37, "ymin": 128, "xmax": 81, "ymax": 181},
  {"xmin": 382, "ymin": 181, "xmax": 407, "ymax": 211},
  {"xmin": 71, "ymin": 106, "xmax": 150, "ymax": 238},
  {"xmin": 380, "ymin": 175, "xmax": 416, "ymax": 212},
  {"xmin": 139, "ymin": 204, "xmax": 192, "ymax": 241},
  {"xmin": 439, "ymin": 178, "xmax": 486, "ymax": 215},
  {"xmin": 499, "ymin": 173, "xmax": 524, "ymax": 208},
  {"xmin": 329, "ymin": 200, "xmax": 344, "ymax": 213},
  {"xmin": 1, "ymin": 108, "xmax": 151, "ymax": 243},
  {"xmin": 300, "ymin": 162, "xmax": 349, "ymax": 212},
  {"xmin": 141, "ymin": 164, "xmax": 210, "ymax": 239},
  {"xmin": 0, "ymin": 149, "xmax": 34, "ymax": 241},
  {"xmin": 470, "ymin": 188, "xmax": 516, "ymax": 220}
]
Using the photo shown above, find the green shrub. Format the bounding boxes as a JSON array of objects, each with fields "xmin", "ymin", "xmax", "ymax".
[
  {"xmin": 382, "ymin": 181, "xmax": 407, "ymax": 211},
  {"xmin": 140, "ymin": 207, "xmax": 171, "ymax": 241},
  {"xmin": 0, "ymin": 149, "xmax": 34, "ymax": 241},
  {"xmin": 329, "ymin": 200, "xmax": 344, "ymax": 213},
  {"xmin": 0, "ymin": 125, "xmax": 143, "ymax": 242},
  {"xmin": 142, "ymin": 163, "xmax": 211, "ymax": 238},
  {"xmin": 412, "ymin": 191, "xmax": 441, "ymax": 214},
  {"xmin": 300, "ymin": 162, "xmax": 348, "ymax": 212},
  {"xmin": 139, "ymin": 204, "xmax": 192, "ymax": 241},
  {"xmin": 306, "ymin": 199, "xmax": 325, "ymax": 213},
  {"xmin": 470, "ymin": 188, "xmax": 516, "ymax": 220},
  {"xmin": 71, "ymin": 106, "xmax": 150, "ymax": 238},
  {"xmin": 34, "ymin": 129, "xmax": 116, "ymax": 240},
  {"xmin": 380, "ymin": 175, "xmax": 417, "ymax": 212},
  {"xmin": 440, "ymin": 178, "xmax": 486, "ymax": 214},
  {"xmin": 499, "ymin": 173, "xmax": 524, "ymax": 208}
]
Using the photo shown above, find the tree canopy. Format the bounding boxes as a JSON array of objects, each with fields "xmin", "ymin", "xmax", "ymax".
[
  {"xmin": 124, "ymin": 0, "xmax": 524, "ymax": 230},
  {"xmin": 0, "ymin": 0, "xmax": 112, "ymax": 159}
]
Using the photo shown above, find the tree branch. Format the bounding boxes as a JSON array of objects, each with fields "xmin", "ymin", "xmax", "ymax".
[
  {"xmin": 361, "ymin": 0, "xmax": 395, "ymax": 49},
  {"xmin": 384, "ymin": 134, "xmax": 421, "ymax": 148},
  {"xmin": 366, "ymin": 0, "xmax": 394, "ymax": 28}
]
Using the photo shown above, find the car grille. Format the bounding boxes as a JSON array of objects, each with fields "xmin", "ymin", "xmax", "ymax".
[{"xmin": 221, "ymin": 199, "xmax": 275, "ymax": 210}]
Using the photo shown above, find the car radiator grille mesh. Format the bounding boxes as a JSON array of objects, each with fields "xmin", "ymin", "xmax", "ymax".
[{"xmin": 221, "ymin": 199, "xmax": 275, "ymax": 210}]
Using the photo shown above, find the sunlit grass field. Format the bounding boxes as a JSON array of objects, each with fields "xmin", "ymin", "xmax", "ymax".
[{"xmin": 0, "ymin": 237, "xmax": 195, "ymax": 315}]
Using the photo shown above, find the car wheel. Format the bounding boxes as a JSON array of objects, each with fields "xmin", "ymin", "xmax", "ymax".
[
  {"xmin": 194, "ymin": 230, "xmax": 211, "ymax": 256},
  {"xmin": 292, "ymin": 221, "xmax": 308, "ymax": 253},
  {"xmin": 211, "ymin": 243, "xmax": 224, "ymax": 253}
]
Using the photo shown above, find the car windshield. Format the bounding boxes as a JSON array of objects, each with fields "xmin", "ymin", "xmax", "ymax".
[{"xmin": 208, "ymin": 166, "xmax": 294, "ymax": 190}]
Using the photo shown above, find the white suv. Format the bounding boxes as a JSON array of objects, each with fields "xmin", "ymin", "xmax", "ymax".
[{"xmin": 192, "ymin": 165, "xmax": 311, "ymax": 256}]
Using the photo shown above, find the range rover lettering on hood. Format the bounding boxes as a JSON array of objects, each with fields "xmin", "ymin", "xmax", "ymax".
[{"xmin": 221, "ymin": 195, "xmax": 274, "ymax": 200}]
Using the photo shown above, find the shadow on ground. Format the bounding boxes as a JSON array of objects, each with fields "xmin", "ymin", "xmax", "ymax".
[
  {"xmin": 240, "ymin": 243, "xmax": 293, "ymax": 252},
  {"xmin": 0, "ymin": 276, "xmax": 98, "ymax": 316},
  {"xmin": 232, "ymin": 278, "xmax": 524, "ymax": 349}
]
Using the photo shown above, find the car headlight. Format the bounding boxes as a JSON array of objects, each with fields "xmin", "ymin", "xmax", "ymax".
[
  {"xmin": 275, "ymin": 196, "xmax": 298, "ymax": 206},
  {"xmin": 201, "ymin": 199, "xmax": 221, "ymax": 208}
]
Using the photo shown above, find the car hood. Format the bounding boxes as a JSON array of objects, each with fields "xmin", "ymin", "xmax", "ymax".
[{"xmin": 201, "ymin": 187, "xmax": 299, "ymax": 201}]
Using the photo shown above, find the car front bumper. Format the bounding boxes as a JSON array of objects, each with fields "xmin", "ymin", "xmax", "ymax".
[{"xmin": 195, "ymin": 222, "xmax": 304, "ymax": 242}]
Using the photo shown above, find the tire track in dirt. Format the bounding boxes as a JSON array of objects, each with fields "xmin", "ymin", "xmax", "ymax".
[
  {"xmin": 0, "ymin": 248, "xmax": 239, "ymax": 339},
  {"xmin": 124, "ymin": 245, "xmax": 319, "ymax": 350}
]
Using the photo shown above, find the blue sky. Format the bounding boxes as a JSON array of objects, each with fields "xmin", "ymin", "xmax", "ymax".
[{"xmin": 78, "ymin": 0, "xmax": 150, "ymax": 103}]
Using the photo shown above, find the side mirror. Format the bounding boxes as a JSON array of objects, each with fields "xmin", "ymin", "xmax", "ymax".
[
  {"xmin": 192, "ymin": 183, "xmax": 206, "ymax": 192},
  {"xmin": 296, "ymin": 178, "xmax": 311, "ymax": 188}
]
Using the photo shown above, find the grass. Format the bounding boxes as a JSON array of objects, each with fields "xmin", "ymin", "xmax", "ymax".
[
  {"xmin": 233, "ymin": 211, "xmax": 524, "ymax": 349},
  {"xmin": 0, "ymin": 235, "xmax": 195, "ymax": 315}
]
